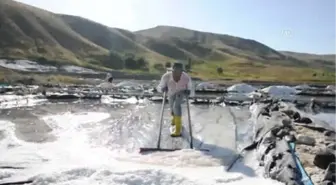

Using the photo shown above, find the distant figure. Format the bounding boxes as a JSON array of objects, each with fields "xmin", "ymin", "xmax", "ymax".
[
  {"xmin": 42, "ymin": 89, "xmax": 46, "ymax": 96},
  {"xmin": 106, "ymin": 73, "xmax": 113, "ymax": 83},
  {"xmin": 97, "ymin": 73, "xmax": 116, "ymax": 94},
  {"xmin": 306, "ymin": 98, "xmax": 320, "ymax": 114},
  {"xmin": 157, "ymin": 61, "xmax": 192, "ymax": 137}
]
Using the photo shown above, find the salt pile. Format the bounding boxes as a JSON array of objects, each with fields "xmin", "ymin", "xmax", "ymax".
[{"xmin": 227, "ymin": 83, "xmax": 257, "ymax": 94}]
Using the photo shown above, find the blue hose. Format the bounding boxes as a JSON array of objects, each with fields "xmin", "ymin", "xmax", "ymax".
[{"xmin": 288, "ymin": 142, "xmax": 314, "ymax": 185}]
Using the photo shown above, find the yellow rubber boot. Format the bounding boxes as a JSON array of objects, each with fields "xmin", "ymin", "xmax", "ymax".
[
  {"xmin": 171, "ymin": 116, "xmax": 182, "ymax": 137},
  {"xmin": 171, "ymin": 116, "xmax": 175, "ymax": 125}
]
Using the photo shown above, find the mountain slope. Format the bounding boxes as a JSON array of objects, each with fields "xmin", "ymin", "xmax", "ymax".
[
  {"xmin": 0, "ymin": 0, "xmax": 109, "ymax": 66},
  {"xmin": 59, "ymin": 15, "xmax": 170, "ymax": 63},
  {"xmin": 0, "ymin": 0, "xmax": 334, "ymax": 83},
  {"xmin": 135, "ymin": 26, "xmax": 286, "ymax": 61},
  {"xmin": 0, "ymin": 0, "xmax": 168, "ymax": 69},
  {"xmin": 280, "ymin": 51, "xmax": 335, "ymax": 69},
  {"xmin": 135, "ymin": 25, "xmax": 336, "ymax": 69},
  {"xmin": 281, "ymin": 51, "xmax": 335, "ymax": 61}
]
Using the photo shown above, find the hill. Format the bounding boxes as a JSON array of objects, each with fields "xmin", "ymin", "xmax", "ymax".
[
  {"xmin": 136, "ymin": 25, "xmax": 285, "ymax": 61},
  {"xmin": 280, "ymin": 51, "xmax": 335, "ymax": 69},
  {"xmin": 0, "ymin": 0, "xmax": 334, "ymax": 84}
]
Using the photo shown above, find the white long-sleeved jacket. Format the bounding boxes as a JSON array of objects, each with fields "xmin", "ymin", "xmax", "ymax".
[{"xmin": 156, "ymin": 71, "xmax": 193, "ymax": 96}]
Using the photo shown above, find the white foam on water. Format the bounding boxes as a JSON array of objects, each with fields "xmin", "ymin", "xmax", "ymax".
[
  {"xmin": 0, "ymin": 110, "xmax": 284, "ymax": 185},
  {"xmin": 0, "ymin": 95, "xmax": 46, "ymax": 109},
  {"xmin": 249, "ymin": 103, "xmax": 261, "ymax": 120},
  {"xmin": 100, "ymin": 95, "xmax": 145, "ymax": 105},
  {"xmin": 97, "ymin": 82, "xmax": 115, "ymax": 89},
  {"xmin": 225, "ymin": 93, "xmax": 251, "ymax": 102}
]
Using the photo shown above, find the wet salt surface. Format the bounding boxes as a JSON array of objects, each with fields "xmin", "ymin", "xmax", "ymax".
[
  {"xmin": 312, "ymin": 113, "xmax": 336, "ymax": 129},
  {"xmin": 0, "ymin": 94, "xmax": 334, "ymax": 185}
]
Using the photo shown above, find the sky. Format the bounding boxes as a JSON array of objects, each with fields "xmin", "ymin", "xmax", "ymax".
[{"xmin": 15, "ymin": 0, "xmax": 335, "ymax": 54}]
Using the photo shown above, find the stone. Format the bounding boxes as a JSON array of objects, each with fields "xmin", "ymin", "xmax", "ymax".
[
  {"xmin": 282, "ymin": 119, "xmax": 292, "ymax": 127},
  {"xmin": 327, "ymin": 143, "xmax": 336, "ymax": 151},
  {"xmin": 260, "ymin": 107, "xmax": 271, "ymax": 117},
  {"xmin": 270, "ymin": 104, "xmax": 279, "ymax": 112},
  {"xmin": 324, "ymin": 131, "xmax": 336, "ymax": 137},
  {"xmin": 325, "ymin": 131, "xmax": 336, "ymax": 142},
  {"xmin": 276, "ymin": 129, "xmax": 290, "ymax": 138},
  {"xmin": 271, "ymin": 126, "xmax": 283, "ymax": 135},
  {"xmin": 302, "ymin": 147, "xmax": 309, "ymax": 153},
  {"xmin": 282, "ymin": 110, "xmax": 295, "ymax": 118},
  {"xmin": 297, "ymin": 135, "xmax": 316, "ymax": 146},
  {"xmin": 297, "ymin": 117, "xmax": 312, "ymax": 124},
  {"xmin": 313, "ymin": 148, "xmax": 336, "ymax": 169},
  {"xmin": 320, "ymin": 181, "xmax": 335, "ymax": 185},
  {"xmin": 293, "ymin": 112, "xmax": 301, "ymax": 121},
  {"xmin": 323, "ymin": 162, "xmax": 336, "ymax": 182}
]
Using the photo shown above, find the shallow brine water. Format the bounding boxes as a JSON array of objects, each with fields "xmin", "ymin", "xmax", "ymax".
[{"xmin": 0, "ymin": 95, "xmax": 333, "ymax": 185}]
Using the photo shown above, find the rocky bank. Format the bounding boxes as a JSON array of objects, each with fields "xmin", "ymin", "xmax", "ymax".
[{"xmin": 249, "ymin": 100, "xmax": 335, "ymax": 185}]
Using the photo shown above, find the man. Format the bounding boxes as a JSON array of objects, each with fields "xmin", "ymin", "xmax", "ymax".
[
  {"xmin": 157, "ymin": 61, "xmax": 192, "ymax": 137},
  {"xmin": 105, "ymin": 73, "xmax": 113, "ymax": 83},
  {"xmin": 97, "ymin": 73, "xmax": 116, "ymax": 93},
  {"xmin": 306, "ymin": 98, "xmax": 320, "ymax": 114}
]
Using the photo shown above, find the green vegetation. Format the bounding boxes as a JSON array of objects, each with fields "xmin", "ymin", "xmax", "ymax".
[
  {"xmin": 0, "ymin": 0, "xmax": 334, "ymax": 84},
  {"xmin": 190, "ymin": 60, "xmax": 335, "ymax": 83},
  {"xmin": 96, "ymin": 50, "xmax": 150, "ymax": 71}
]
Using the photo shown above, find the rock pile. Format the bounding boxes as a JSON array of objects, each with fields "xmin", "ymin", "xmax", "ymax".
[{"xmin": 250, "ymin": 101, "xmax": 335, "ymax": 185}]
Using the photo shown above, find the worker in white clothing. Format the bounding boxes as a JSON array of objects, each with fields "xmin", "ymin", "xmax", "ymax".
[{"xmin": 157, "ymin": 61, "xmax": 192, "ymax": 137}]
